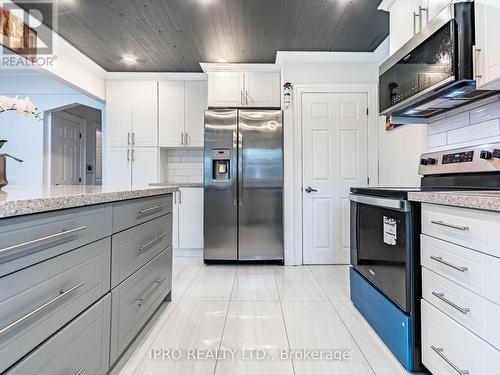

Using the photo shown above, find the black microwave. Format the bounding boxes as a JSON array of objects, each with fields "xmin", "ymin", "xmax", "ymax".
[{"xmin": 379, "ymin": 1, "xmax": 496, "ymax": 120}]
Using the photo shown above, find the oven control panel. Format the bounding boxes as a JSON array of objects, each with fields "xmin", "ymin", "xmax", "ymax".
[
  {"xmin": 442, "ymin": 151, "xmax": 474, "ymax": 164},
  {"xmin": 418, "ymin": 143, "xmax": 500, "ymax": 175}
]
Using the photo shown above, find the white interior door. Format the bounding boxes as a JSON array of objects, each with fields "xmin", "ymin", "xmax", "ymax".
[
  {"xmin": 51, "ymin": 112, "xmax": 83, "ymax": 185},
  {"xmin": 302, "ymin": 92, "xmax": 368, "ymax": 264}
]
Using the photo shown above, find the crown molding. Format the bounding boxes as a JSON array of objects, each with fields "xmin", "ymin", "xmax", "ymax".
[
  {"xmin": 104, "ymin": 72, "xmax": 207, "ymax": 80},
  {"xmin": 199, "ymin": 63, "xmax": 280, "ymax": 73}
]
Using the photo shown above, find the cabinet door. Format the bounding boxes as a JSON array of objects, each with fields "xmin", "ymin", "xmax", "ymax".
[
  {"xmin": 475, "ymin": 0, "xmax": 500, "ymax": 90},
  {"xmin": 388, "ymin": 0, "xmax": 422, "ymax": 54},
  {"xmin": 159, "ymin": 81, "xmax": 185, "ymax": 147},
  {"xmin": 185, "ymin": 80, "xmax": 207, "ymax": 147},
  {"xmin": 178, "ymin": 188, "xmax": 203, "ymax": 249},
  {"xmin": 105, "ymin": 81, "xmax": 132, "ymax": 147},
  {"xmin": 131, "ymin": 81, "xmax": 158, "ymax": 147},
  {"xmin": 244, "ymin": 72, "xmax": 280, "ymax": 107},
  {"xmin": 131, "ymin": 147, "xmax": 158, "ymax": 188},
  {"xmin": 104, "ymin": 147, "xmax": 131, "ymax": 187},
  {"xmin": 208, "ymin": 72, "xmax": 244, "ymax": 107}
]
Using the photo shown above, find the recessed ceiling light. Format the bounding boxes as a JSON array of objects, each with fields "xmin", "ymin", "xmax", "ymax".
[
  {"xmin": 217, "ymin": 59, "xmax": 227, "ymax": 63},
  {"xmin": 122, "ymin": 55, "xmax": 137, "ymax": 64}
]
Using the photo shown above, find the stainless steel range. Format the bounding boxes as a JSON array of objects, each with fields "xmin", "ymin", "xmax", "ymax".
[{"xmin": 349, "ymin": 142, "xmax": 500, "ymax": 372}]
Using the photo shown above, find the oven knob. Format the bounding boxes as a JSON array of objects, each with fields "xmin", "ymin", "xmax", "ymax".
[
  {"xmin": 426, "ymin": 158, "xmax": 437, "ymax": 165},
  {"xmin": 420, "ymin": 158, "xmax": 428, "ymax": 165},
  {"xmin": 480, "ymin": 150, "xmax": 493, "ymax": 160},
  {"xmin": 493, "ymin": 149, "xmax": 500, "ymax": 159}
]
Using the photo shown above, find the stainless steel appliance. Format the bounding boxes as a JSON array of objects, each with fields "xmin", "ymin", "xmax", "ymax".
[
  {"xmin": 349, "ymin": 142, "xmax": 500, "ymax": 372},
  {"xmin": 204, "ymin": 109, "xmax": 284, "ymax": 262},
  {"xmin": 379, "ymin": 1, "xmax": 498, "ymax": 124}
]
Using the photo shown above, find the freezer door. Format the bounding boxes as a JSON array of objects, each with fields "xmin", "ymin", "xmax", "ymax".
[
  {"xmin": 204, "ymin": 110, "xmax": 238, "ymax": 260},
  {"xmin": 238, "ymin": 110, "xmax": 284, "ymax": 260}
]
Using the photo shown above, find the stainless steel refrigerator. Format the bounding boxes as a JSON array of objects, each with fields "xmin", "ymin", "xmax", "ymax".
[{"xmin": 204, "ymin": 109, "xmax": 284, "ymax": 261}]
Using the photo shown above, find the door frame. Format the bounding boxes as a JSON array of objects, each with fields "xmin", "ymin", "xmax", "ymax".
[{"xmin": 286, "ymin": 84, "xmax": 379, "ymax": 265}]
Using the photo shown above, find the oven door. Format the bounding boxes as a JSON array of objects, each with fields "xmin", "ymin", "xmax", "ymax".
[{"xmin": 350, "ymin": 194, "xmax": 413, "ymax": 313}]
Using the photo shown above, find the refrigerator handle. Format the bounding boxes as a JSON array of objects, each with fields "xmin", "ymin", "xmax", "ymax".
[
  {"xmin": 232, "ymin": 130, "xmax": 238, "ymax": 206},
  {"xmin": 238, "ymin": 128, "xmax": 243, "ymax": 206}
]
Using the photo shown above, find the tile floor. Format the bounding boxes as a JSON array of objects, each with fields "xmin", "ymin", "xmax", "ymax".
[{"xmin": 120, "ymin": 256, "xmax": 413, "ymax": 375}]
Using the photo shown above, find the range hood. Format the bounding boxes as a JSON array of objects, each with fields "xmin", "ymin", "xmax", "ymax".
[{"xmin": 379, "ymin": 1, "xmax": 497, "ymax": 124}]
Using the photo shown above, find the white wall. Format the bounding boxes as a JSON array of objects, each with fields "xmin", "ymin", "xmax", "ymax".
[
  {"xmin": 0, "ymin": 72, "xmax": 105, "ymax": 186},
  {"xmin": 427, "ymin": 95, "xmax": 500, "ymax": 151}
]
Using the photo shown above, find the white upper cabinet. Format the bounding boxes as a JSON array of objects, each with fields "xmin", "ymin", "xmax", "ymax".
[
  {"xmin": 131, "ymin": 81, "xmax": 158, "ymax": 147},
  {"xmin": 208, "ymin": 72, "xmax": 244, "ymax": 107},
  {"xmin": 425, "ymin": 0, "xmax": 452, "ymax": 20},
  {"xmin": 105, "ymin": 80, "xmax": 158, "ymax": 148},
  {"xmin": 185, "ymin": 80, "xmax": 207, "ymax": 147},
  {"xmin": 159, "ymin": 81, "xmax": 185, "ymax": 147},
  {"xmin": 244, "ymin": 72, "xmax": 281, "ymax": 108},
  {"xmin": 159, "ymin": 80, "xmax": 207, "ymax": 148},
  {"xmin": 105, "ymin": 81, "xmax": 132, "ymax": 148},
  {"xmin": 475, "ymin": 0, "xmax": 500, "ymax": 90},
  {"xmin": 208, "ymin": 71, "xmax": 280, "ymax": 108}
]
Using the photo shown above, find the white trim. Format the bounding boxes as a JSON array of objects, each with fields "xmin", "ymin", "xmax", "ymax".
[
  {"xmin": 276, "ymin": 39, "xmax": 390, "ymax": 66},
  {"xmin": 105, "ymin": 72, "xmax": 207, "ymax": 81},
  {"xmin": 378, "ymin": 0, "xmax": 396, "ymax": 11},
  {"xmin": 286, "ymin": 83, "xmax": 379, "ymax": 265},
  {"xmin": 200, "ymin": 62, "xmax": 280, "ymax": 73}
]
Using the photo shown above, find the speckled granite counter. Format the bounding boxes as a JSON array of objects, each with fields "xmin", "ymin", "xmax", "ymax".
[
  {"xmin": 0, "ymin": 185, "xmax": 179, "ymax": 218},
  {"xmin": 408, "ymin": 191, "xmax": 500, "ymax": 212},
  {"xmin": 149, "ymin": 182, "xmax": 203, "ymax": 188}
]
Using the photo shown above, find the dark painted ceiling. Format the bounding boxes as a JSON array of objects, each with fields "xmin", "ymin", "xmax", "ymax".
[{"xmin": 18, "ymin": 0, "xmax": 389, "ymax": 72}]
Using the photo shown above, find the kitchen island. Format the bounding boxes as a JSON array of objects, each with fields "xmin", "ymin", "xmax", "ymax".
[{"xmin": 0, "ymin": 185, "xmax": 178, "ymax": 374}]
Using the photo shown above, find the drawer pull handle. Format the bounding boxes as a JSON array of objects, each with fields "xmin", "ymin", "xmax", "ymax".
[
  {"xmin": 74, "ymin": 369, "xmax": 84, "ymax": 375},
  {"xmin": 0, "ymin": 282, "xmax": 85, "ymax": 336},
  {"xmin": 138, "ymin": 278, "xmax": 166, "ymax": 307},
  {"xmin": 430, "ymin": 256, "xmax": 468, "ymax": 272},
  {"xmin": 431, "ymin": 220, "xmax": 469, "ymax": 231},
  {"xmin": 432, "ymin": 292, "xmax": 470, "ymax": 314},
  {"xmin": 138, "ymin": 203, "xmax": 169, "ymax": 215},
  {"xmin": 0, "ymin": 226, "xmax": 88, "ymax": 260},
  {"xmin": 138, "ymin": 233, "xmax": 168, "ymax": 252},
  {"xmin": 431, "ymin": 346, "xmax": 469, "ymax": 375}
]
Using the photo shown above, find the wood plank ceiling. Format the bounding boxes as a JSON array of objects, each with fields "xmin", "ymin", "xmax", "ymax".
[{"xmin": 21, "ymin": 0, "xmax": 389, "ymax": 72}]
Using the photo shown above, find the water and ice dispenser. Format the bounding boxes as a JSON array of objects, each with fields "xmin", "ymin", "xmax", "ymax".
[{"xmin": 212, "ymin": 149, "xmax": 231, "ymax": 181}]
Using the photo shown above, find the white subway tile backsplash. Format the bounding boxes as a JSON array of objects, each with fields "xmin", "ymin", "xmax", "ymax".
[
  {"xmin": 427, "ymin": 112, "xmax": 469, "ymax": 135},
  {"xmin": 159, "ymin": 147, "xmax": 204, "ymax": 183},
  {"xmin": 427, "ymin": 98, "xmax": 500, "ymax": 151},
  {"xmin": 428, "ymin": 132, "xmax": 447, "ymax": 149}
]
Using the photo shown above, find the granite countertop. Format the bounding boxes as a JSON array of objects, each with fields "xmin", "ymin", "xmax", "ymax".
[
  {"xmin": 0, "ymin": 185, "xmax": 179, "ymax": 219},
  {"xmin": 408, "ymin": 190, "xmax": 500, "ymax": 212},
  {"xmin": 149, "ymin": 182, "xmax": 203, "ymax": 188}
]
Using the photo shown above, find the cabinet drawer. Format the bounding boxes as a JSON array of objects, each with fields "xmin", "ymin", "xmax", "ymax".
[
  {"xmin": 422, "ymin": 203, "xmax": 487, "ymax": 252},
  {"xmin": 422, "ymin": 267, "xmax": 500, "ymax": 350},
  {"xmin": 110, "ymin": 247, "xmax": 172, "ymax": 364},
  {"xmin": 421, "ymin": 234, "xmax": 500, "ymax": 305},
  {"xmin": 111, "ymin": 213, "xmax": 172, "ymax": 287},
  {"xmin": 422, "ymin": 300, "xmax": 500, "ymax": 375},
  {"xmin": 7, "ymin": 295, "xmax": 111, "ymax": 375},
  {"xmin": 112, "ymin": 194, "xmax": 172, "ymax": 233},
  {"xmin": 0, "ymin": 238, "xmax": 111, "ymax": 373},
  {"xmin": 0, "ymin": 205, "xmax": 111, "ymax": 277}
]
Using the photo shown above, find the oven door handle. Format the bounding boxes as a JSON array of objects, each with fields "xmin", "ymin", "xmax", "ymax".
[{"xmin": 349, "ymin": 193, "xmax": 410, "ymax": 212}]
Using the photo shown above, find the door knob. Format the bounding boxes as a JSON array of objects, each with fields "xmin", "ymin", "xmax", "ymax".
[{"xmin": 305, "ymin": 186, "xmax": 318, "ymax": 193}]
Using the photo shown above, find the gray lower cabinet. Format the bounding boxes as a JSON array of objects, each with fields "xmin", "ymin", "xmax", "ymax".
[
  {"xmin": 6, "ymin": 294, "xmax": 111, "ymax": 375},
  {"xmin": 0, "ymin": 238, "xmax": 111, "ymax": 373},
  {"xmin": 111, "ymin": 213, "xmax": 173, "ymax": 287},
  {"xmin": 110, "ymin": 247, "xmax": 172, "ymax": 364},
  {"xmin": 112, "ymin": 195, "xmax": 173, "ymax": 233},
  {"xmin": 0, "ymin": 205, "xmax": 112, "ymax": 278}
]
